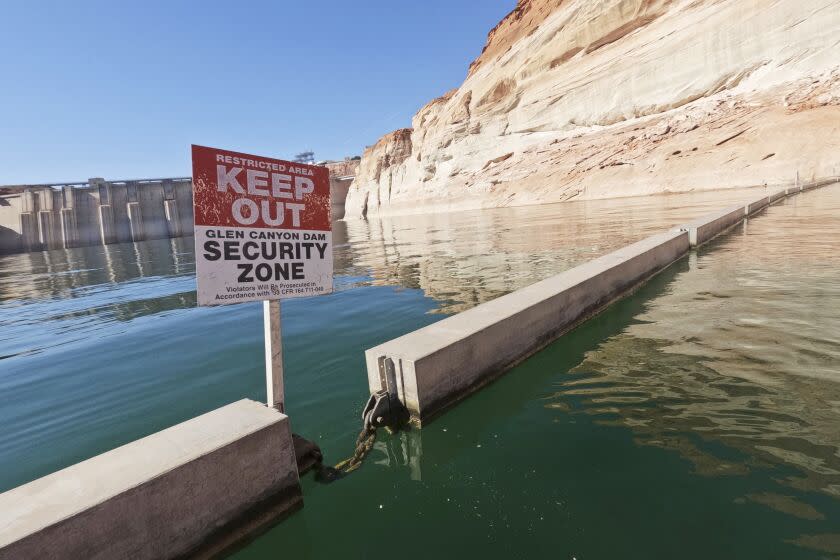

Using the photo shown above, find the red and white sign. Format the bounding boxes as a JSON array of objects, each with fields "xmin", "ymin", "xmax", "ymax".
[{"xmin": 191, "ymin": 145, "xmax": 333, "ymax": 306}]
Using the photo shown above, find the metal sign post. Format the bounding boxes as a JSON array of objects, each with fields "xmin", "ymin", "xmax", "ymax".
[{"xmin": 264, "ymin": 299, "xmax": 284, "ymax": 412}]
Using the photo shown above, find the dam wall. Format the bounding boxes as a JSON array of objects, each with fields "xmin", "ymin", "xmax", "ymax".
[
  {"xmin": 0, "ymin": 178, "xmax": 194, "ymax": 256},
  {"xmin": 0, "ymin": 399, "xmax": 301, "ymax": 560},
  {"xmin": 0, "ymin": 161, "xmax": 359, "ymax": 256},
  {"xmin": 323, "ymin": 158, "xmax": 360, "ymax": 219},
  {"xmin": 330, "ymin": 176, "xmax": 353, "ymax": 218},
  {"xmin": 365, "ymin": 179, "xmax": 839, "ymax": 427}
]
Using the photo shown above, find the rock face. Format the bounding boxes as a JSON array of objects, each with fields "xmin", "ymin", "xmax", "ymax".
[{"xmin": 345, "ymin": 0, "xmax": 840, "ymax": 218}]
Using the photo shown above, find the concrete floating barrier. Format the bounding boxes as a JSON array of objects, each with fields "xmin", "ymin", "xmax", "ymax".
[
  {"xmin": 363, "ymin": 180, "xmax": 840, "ymax": 428},
  {"xmin": 768, "ymin": 189, "xmax": 786, "ymax": 204},
  {"xmin": 800, "ymin": 178, "xmax": 837, "ymax": 191},
  {"xmin": 0, "ymin": 399, "xmax": 301, "ymax": 560},
  {"xmin": 677, "ymin": 204, "xmax": 745, "ymax": 248},
  {"xmin": 366, "ymin": 230, "xmax": 690, "ymax": 426},
  {"xmin": 745, "ymin": 195, "xmax": 769, "ymax": 216}
]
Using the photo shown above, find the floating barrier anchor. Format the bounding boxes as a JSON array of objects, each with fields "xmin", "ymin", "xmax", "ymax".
[{"xmin": 317, "ymin": 381, "xmax": 409, "ymax": 482}]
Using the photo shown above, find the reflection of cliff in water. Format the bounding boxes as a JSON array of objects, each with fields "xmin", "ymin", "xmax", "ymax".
[
  {"xmin": 564, "ymin": 334, "xmax": 840, "ymax": 487},
  {"xmin": 548, "ymin": 187, "xmax": 840, "ymax": 551},
  {"xmin": 341, "ymin": 188, "xmax": 765, "ymax": 313}
]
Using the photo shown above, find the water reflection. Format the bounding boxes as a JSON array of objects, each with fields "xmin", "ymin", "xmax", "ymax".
[
  {"xmin": 373, "ymin": 429, "xmax": 425, "ymax": 482},
  {"xmin": 0, "ymin": 238, "xmax": 197, "ymax": 361},
  {"xmin": 2, "ymin": 183, "xmax": 840, "ymax": 558},
  {"xmin": 549, "ymin": 186, "xmax": 840, "ymax": 555},
  {"xmin": 0, "ymin": 237, "xmax": 195, "ymax": 302},
  {"xmin": 0, "ymin": 187, "xmax": 767, "ymax": 316},
  {"xmin": 342, "ymin": 187, "xmax": 766, "ymax": 313}
]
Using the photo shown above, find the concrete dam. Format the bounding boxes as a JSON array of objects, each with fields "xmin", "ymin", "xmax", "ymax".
[{"xmin": 0, "ymin": 161, "xmax": 358, "ymax": 256}]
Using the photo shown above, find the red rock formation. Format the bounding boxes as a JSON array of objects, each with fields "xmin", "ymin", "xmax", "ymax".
[{"xmin": 345, "ymin": 0, "xmax": 840, "ymax": 218}]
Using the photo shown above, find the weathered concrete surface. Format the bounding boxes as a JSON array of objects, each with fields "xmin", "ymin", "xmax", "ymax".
[
  {"xmin": 0, "ymin": 399, "xmax": 301, "ymax": 560},
  {"xmin": 366, "ymin": 230, "xmax": 689, "ymax": 426},
  {"xmin": 59, "ymin": 209, "xmax": 77, "ymax": 248},
  {"xmin": 18, "ymin": 212, "xmax": 37, "ymax": 251},
  {"xmin": 97, "ymin": 204, "xmax": 116, "ymax": 244},
  {"xmin": 677, "ymin": 204, "xmax": 745, "ymax": 248},
  {"xmin": 126, "ymin": 201, "xmax": 144, "ymax": 242},
  {"xmin": 768, "ymin": 188, "xmax": 787, "ymax": 204},
  {"xmin": 292, "ymin": 434, "xmax": 324, "ymax": 475},
  {"xmin": 799, "ymin": 178, "xmax": 836, "ymax": 191},
  {"xmin": 164, "ymin": 199, "xmax": 182, "ymax": 237},
  {"xmin": 0, "ymin": 178, "xmax": 195, "ymax": 255},
  {"xmin": 37, "ymin": 210, "xmax": 60, "ymax": 249},
  {"xmin": 745, "ymin": 196, "xmax": 770, "ymax": 216}
]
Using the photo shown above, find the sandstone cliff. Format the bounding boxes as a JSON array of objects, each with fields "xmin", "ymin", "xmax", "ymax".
[{"xmin": 345, "ymin": 0, "xmax": 840, "ymax": 218}]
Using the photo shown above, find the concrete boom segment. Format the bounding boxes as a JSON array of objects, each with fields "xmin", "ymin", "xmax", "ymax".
[
  {"xmin": 365, "ymin": 230, "xmax": 690, "ymax": 426},
  {"xmin": 0, "ymin": 399, "xmax": 301, "ymax": 560}
]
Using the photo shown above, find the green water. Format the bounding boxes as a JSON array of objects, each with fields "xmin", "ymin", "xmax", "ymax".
[{"xmin": 1, "ymin": 186, "xmax": 838, "ymax": 558}]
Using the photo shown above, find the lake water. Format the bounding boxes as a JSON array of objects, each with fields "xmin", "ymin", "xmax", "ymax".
[{"xmin": 1, "ymin": 185, "xmax": 838, "ymax": 558}]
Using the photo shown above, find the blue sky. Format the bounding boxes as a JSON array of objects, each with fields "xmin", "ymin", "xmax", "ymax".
[{"xmin": 0, "ymin": 1, "xmax": 514, "ymax": 184}]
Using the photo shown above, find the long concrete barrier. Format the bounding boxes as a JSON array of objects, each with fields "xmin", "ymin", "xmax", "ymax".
[
  {"xmin": 678, "ymin": 204, "xmax": 745, "ymax": 248},
  {"xmin": 768, "ymin": 188, "xmax": 786, "ymax": 204},
  {"xmin": 364, "ymin": 179, "xmax": 840, "ymax": 427},
  {"xmin": 745, "ymin": 195, "xmax": 769, "ymax": 216},
  {"xmin": 801, "ymin": 177, "xmax": 838, "ymax": 191},
  {"xmin": 0, "ymin": 399, "xmax": 301, "ymax": 560},
  {"xmin": 366, "ymin": 230, "xmax": 690, "ymax": 426}
]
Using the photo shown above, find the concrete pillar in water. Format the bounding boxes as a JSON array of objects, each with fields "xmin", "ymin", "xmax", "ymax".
[
  {"xmin": 125, "ymin": 181, "xmax": 145, "ymax": 242},
  {"xmin": 21, "ymin": 189, "xmax": 37, "ymax": 214},
  {"xmin": 98, "ymin": 205, "xmax": 116, "ymax": 245},
  {"xmin": 60, "ymin": 210, "xmax": 77, "ymax": 248},
  {"xmin": 37, "ymin": 211, "xmax": 60, "ymax": 249},
  {"xmin": 127, "ymin": 202, "xmax": 144, "ymax": 242},
  {"xmin": 60, "ymin": 186, "xmax": 78, "ymax": 248},
  {"xmin": 18, "ymin": 190, "xmax": 39, "ymax": 251},
  {"xmin": 19, "ymin": 213, "xmax": 38, "ymax": 251},
  {"xmin": 95, "ymin": 181, "xmax": 116, "ymax": 245},
  {"xmin": 37, "ymin": 189, "xmax": 61, "ymax": 249},
  {"xmin": 162, "ymin": 180, "xmax": 181, "ymax": 237},
  {"xmin": 164, "ymin": 200, "xmax": 181, "ymax": 237}
]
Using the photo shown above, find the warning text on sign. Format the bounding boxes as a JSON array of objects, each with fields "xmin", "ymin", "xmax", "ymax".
[{"xmin": 192, "ymin": 145, "xmax": 333, "ymax": 306}]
